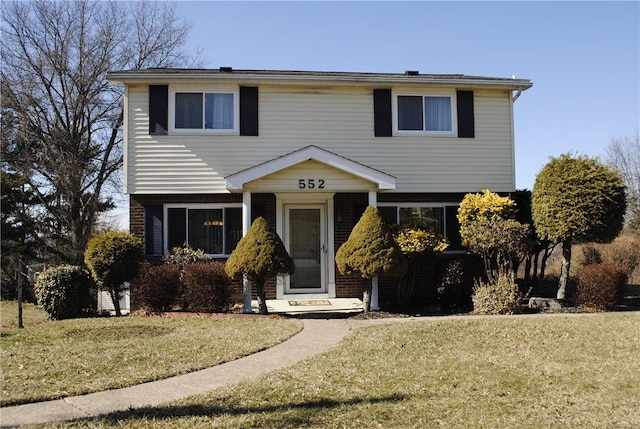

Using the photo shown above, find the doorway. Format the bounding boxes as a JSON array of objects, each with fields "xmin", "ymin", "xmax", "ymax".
[{"xmin": 285, "ymin": 205, "xmax": 327, "ymax": 294}]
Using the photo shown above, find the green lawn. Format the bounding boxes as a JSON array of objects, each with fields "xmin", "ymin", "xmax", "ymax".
[
  {"xmin": 50, "ymin": 312, "xmax": 640, "ymax": 429},
  {"xmin": 0, "ymin": 301, "xmax": 302, "ymax": 406}
]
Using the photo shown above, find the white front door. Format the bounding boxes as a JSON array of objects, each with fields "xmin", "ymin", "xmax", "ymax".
[{"xmin": 285, "ymin": 204, "xmax": 327, "ymax": 294}]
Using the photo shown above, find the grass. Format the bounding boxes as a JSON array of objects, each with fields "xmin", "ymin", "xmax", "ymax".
[
  {"xmin": 0, "ymin": 301, "xmax": 302, "ymax": 406},
  {"xmin": 51, "ymin": 312, "xmax": 640, "ymax": 429}
]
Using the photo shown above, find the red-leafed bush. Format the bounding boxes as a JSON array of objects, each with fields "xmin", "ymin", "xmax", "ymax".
[
  {"xmin": 133, "ymin": 265, "xmax": 181, "ymax": 312},
  {"xmin": 576, "ymin": 263, "xmax": 627, "ymax": 311},
  {"xmin": 182, "ymin": 263, "xmax": 232, "ymax": 313}
]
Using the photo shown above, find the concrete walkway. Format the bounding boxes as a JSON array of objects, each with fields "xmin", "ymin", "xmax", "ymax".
[{"xmin": 1, "ymin": 317, "xmax": 359, "ymax": 428}]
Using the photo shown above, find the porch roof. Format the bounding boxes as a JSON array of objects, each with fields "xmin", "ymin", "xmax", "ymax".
[{"xmin": 225, "ymin": 146, "xmax": 396, "ymax": 191}]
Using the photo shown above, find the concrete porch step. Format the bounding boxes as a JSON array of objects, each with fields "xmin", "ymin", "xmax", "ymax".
[{"xmin": 255, "ymin": 298, "xmax": 363, "ymax": 315}]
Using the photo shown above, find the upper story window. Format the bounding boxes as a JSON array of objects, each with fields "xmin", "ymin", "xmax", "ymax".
[
  {"xmin": 169, "ymin": 87, "xmax": 239, "ymax": 135},
  {"xmin": 392, "ymin": 92, "xmax": 457, "ymax": 136}
]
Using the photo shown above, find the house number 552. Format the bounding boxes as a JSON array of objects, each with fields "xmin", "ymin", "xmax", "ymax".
[{"xmin": 298, "ymin": 179, "xmax": 325, "ymax": 189}]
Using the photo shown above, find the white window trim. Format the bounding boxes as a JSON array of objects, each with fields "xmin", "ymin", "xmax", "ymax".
[
  {"xmin": 168, "ymin": 85, "xmax": 240, "ymax": 135},
  {"xmin": 163, "ymin": 203, "xmax": 243, "ymax": 257},
  {"xmin": 391, "ymin": 90, "xmax": 457, "ymax": 137}
]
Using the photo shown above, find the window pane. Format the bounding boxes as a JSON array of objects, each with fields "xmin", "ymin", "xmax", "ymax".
[
  {"xmin": 397, "ymin": 96, "xmax": 423, "ymax": 130},
  {"xmin": 399, "ymin": 207, "xmax": 444, "ymax": 234},
  {"xmin": 224, "ymin": 208, "xmax": 242, "ymax": 254},
  {"xmin": 445, "ymin": 206, "xmax": 463, "ymax": 250},
  {"xmin": 425, "ymin": 97, "xmax": 452, "ymax": 131},
  {"xmin": 167, "ymin": 208, "xmax": 187, "ymax": 251},
  {"xmin": 188, "ymin": 209, "xmax": 223, "ymax": 254},
  {"xmin": 175, "ymin": 93, "xmax": 203, "ymax": 129},
  {"xmin": 205, "ymin": 93, "xmax": 234, "ymax": 129},
  {"xmin": 378, "ymin": 206, "xmax": 398, "ymax": 225}
]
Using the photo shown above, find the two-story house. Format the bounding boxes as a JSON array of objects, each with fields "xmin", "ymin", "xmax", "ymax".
[{"xmin": 107, "ymin": 68, "xmax": 532, "ymax": 312}]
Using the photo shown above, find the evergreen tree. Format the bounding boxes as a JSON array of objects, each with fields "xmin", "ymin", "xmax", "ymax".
[
  {"xmin": 532, "ymin": 154, "xmax": 626, "ymax": 299},
  {"xmin": 84, "ymin": 231, "xmax": 144, "ymax": 316},
  {"xmin": 225, "ymin": 217, "xmax": 294, "ymax": 314},
  {"xmin": 335, "ymin": 206, "xmax": 406, "ymax": 312}
]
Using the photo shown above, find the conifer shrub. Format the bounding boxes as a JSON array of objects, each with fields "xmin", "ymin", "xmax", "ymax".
[
  {"xmin": 576, "ymin": 263, "xmax": 627, "ymax": 311},
  {"xmin": 133, "ymin": 265, "xmax": 181, "ymax": 312},
  {"xmin": 34, "ymin": 265, "xmax": 93, "ymax": 320},
  {"xmin": 472, "ymin": 271, "xmax": 524, "ymax": 315},
  {"xmin": 84, "ymin": 231, "xmax": 144, "ymax": 316},
  {"xmin": 335, "ymin": 206, "xmax": 406, "ymax": 312},
  {"xmin": 225, "ymin": 217, "xmax": 294, "ymax": 314},
  {"xmin": 182, "ymin": 262, "xmax": 232, "ymax": 313}
]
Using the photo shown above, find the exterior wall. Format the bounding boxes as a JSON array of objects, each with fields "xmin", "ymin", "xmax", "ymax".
[
  {"xmin": 132, "ymin": 191, "xmax": 485, "ymax": 308},
  {"xmin": 125, "ymin": 84, "xmax": 516, "ymax": 195}
]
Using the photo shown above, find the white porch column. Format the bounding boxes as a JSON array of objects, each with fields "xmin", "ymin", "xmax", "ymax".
[
  {"xmin": 368, "ymin": 191, "xmax": 380, "ymax": 311},
  {"xmin": 242, "ymin": 192, "xmax": 252, "ymax": 313}
]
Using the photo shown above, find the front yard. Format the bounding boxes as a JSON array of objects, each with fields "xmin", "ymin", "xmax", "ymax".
[
  {"xmin": 0, "ymin": 301, "xmax": 303, "ymax": 406},
  {"xmin": 23, "ymin": 310, "xmax": 640, "ymax": 429}
]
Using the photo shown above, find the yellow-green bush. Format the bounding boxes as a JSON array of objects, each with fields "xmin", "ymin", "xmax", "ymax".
[{"xmin": 472, "ymin": 272, "xmax": 524, "ymax": 315}]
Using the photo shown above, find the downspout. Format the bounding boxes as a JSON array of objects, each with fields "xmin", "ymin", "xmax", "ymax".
[{"xmin": 512, "ymin": 87, "xmax": 523, "ymax": 103}]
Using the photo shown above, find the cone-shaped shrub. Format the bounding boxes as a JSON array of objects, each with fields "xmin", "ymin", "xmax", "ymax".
[
  {"xmin": 335, "ymin": 206, "xmax": 406, "ymax": 312},
  {"xmin": 225, "ymin": 217, "xmax": 294, "ymax": 314}
]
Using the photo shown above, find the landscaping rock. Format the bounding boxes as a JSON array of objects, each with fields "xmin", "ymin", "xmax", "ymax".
[{"xmin": 528, "ymin": 297, "xmax": 563, "ymax": 311}]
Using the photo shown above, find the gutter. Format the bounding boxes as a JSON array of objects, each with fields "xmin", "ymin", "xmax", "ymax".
[{"xmin": 107, "ymin": 69, "xmax": 533, "ymax": 91}]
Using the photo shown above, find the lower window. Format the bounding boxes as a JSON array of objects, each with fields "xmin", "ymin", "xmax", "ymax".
[
  {"xmin": 378, "ymin": 204, "xmax": 463, "ymax": 251},
  {"xmin": 166, "ymin": 206, "xmax": 242, "ymax": 256}
]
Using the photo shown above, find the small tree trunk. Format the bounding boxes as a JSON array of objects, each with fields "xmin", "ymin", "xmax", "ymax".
[
  {"xmin": 362, "ymin": 278, "xmax": 372, "ymax": 313},
  {"xmin": 17, "ymin": 263, "xmax": 24, "ymax": 329},
  {"xmin": 256, "ymin": 280, "xmax": 268, "ymax": 315},
  {"xmin": 557, "ymin": 240, "xmax": 572, "ymax": 300},
  {"xmin": 110, "ymin": 290, "xmax": 122, "ymax": 317}
]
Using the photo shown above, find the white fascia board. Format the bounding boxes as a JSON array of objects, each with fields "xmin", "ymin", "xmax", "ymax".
[
  {"xmin": 107, "ymin": 71, "xmax": 533, "ymax": 91},
  {"xmin": 225, "ymin": 146, "xmax": 396, "ymax": 191}
]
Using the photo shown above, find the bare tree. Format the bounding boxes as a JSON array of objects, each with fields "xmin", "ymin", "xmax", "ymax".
[
  {"xmin": 1, "ymin": 0, "xmax": 198, "ymax": 264},
  {"xmin": 606, "ymin": 130, "xmax": 640, "ymax": 233}
]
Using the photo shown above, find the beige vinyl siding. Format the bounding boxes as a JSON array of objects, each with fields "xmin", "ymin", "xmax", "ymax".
[
  {"xmin": 245, "ymin": 160, "xmax": 376, "ymax": 192},
  {"xmin": 125, "ymin": 84, "xmax": 515, "ymax": 194}
]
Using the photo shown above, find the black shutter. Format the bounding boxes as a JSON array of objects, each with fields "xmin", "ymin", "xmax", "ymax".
[
  {"xmin": 456, "ymin": 90, "xmax": 475, "ymax": 138},
  {"xmin": 148, "ymin": 85, "xmax": 168, "ymax": 135},
  {"xmin": 240, "ymin": 86, "xmax": 259, "ymax": 136},
  {"xmin": 373, "ymin": 89, "xmax": 392, "ymax": 137},
  {"xmin": 144, "ymin": 205, "xmax": 163, "ymax": 258}
]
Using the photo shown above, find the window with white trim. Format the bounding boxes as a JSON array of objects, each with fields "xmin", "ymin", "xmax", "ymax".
[
  {"xmin": 378, "ymin": 204, "xmax": 463, "ymax": 251},
  {"xmin": 393, "ymin": 92, "xmax": 456, "ymax": 136},
  {"xmin": 165, "ymin": 204, "xmax": 242, "ymax": 256},
  {"xmin": 169, "ymin": 87, "xmax": 239, "ymax": 134}
]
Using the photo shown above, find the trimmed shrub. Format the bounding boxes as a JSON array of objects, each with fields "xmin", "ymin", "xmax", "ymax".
[
  {"xmin": 133, "ymin": 265, "xmax": 181, "ymax": 312},
  {"xmin": 472, "ymin": 272, "xmax": 524, "ymax": 315},
  {"xmin": 182, "ymin": 263, "xmax": 232, "ymax": 313},
  {"xmin": 34, "ymin": 265, "xmax": 93, "ymax": 320},
  {"xmin": 576, "ymin": 263, "xmax": 627, "ymax": 311},
  {"xmin": 85, "ymin": 231, "xmax": 144, "ymax": 316},
  {"xmin": 225, "ymin": 217, "xmax": 294, "ymax": 314}
]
